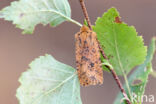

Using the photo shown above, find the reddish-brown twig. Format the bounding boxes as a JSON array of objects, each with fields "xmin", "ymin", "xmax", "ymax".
[
  {"xmin": 79, "ymin": 0, "xmax": 92, "ymax": 30},
  {"xmin": 78, "ymin": 0, "xmax": 131, "ymax": 104}
]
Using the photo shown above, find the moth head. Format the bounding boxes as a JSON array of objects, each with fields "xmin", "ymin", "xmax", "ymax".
[{"xmin": 80, "ymin": 25, "xmax": 91, "ymax": 32}]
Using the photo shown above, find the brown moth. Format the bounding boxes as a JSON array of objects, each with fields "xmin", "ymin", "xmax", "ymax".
[{"xmin": 75, "ymin": 25, "xmax": 103, "ymax": 86}]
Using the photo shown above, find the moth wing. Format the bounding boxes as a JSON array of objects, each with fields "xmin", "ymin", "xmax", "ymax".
[{"xmin": 75, "ymin": 26, "xmax": 103, "ymax": 86}]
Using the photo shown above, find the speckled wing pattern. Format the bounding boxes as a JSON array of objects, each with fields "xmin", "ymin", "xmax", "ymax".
[{"xmin": 75, "ymin": 26, "xmax": 103, "ymax": 86}]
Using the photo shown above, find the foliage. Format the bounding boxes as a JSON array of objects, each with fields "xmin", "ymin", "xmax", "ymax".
[
  {"xmin": 0, "ymin": 0, "xmax": 81, "ymax": 34},
  {"xmin": 114, "ymin": 38, "xmax": 156, "ymax": 104},
  {"xmin": 93, "ymin": 8, "xmax": 147, "ymax": 75},
  {"xmin": 16, "ymin": 54, "xmax": 82, "ymax": 104},
  {"xmin": 0, "ymin": 0, "xmax": 155, "ymax": 104}
]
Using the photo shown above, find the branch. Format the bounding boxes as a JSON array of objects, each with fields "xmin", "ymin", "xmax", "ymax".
[
  {"xmin": 79, "ymin": 0, "xmax": 92, "ymax": 30},
  {"xmin": 78, "ymin": 0, "xmax": 131, "ymax": 104},
  {"xmin": 101, "ymin": 50, "xmax": 131, "ymax": 104}
]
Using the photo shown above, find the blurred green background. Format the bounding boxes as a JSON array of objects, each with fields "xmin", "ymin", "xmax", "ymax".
[{"xmin": 0, "ymin": 0, "xmax": 156, "ymax": 104}]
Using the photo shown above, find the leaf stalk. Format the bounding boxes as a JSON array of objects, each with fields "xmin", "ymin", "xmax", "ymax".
[{"xmin": 67, "ymin": 17, "xmax": 82, "ymax": 27}]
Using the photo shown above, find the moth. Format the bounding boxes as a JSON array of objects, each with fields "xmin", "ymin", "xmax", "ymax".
[{"xmin": 75, "ymin": 25, "xmax": 103, "ymax": 86}]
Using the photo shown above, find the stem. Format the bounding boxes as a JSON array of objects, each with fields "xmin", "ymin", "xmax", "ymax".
[
  {"xmin": 78, "ymin": 0, "xmax": 131, "ymax": 103},
  {"xmin": 39, "ymin": 10, "xmax": 82, "ymax": 27},
  {"xmin": 67, "ymin": 17, "xmax": 82, "ymax": 27},
  {"xmin": 79, "ymin": 0, "xmax": 92, "ymax": 30},
  {"xmin": 101, "ymin": 50, "xmax": 131, "ymax": 104},
  {"xmin": 108, "ymin": 69, "xmax": 131, "ymax": 104}
]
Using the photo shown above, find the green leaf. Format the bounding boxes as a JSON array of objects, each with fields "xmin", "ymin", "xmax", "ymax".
[
  {"xmin": 114, "ymin": 38, "xmax": 156, "ymax": 104},
  {"xmin": 16, "ymin": 54, "xmax": 82, "ymax": 104},
  {"xmin": 83, "ymin": 19, "xmax": 88, "ymax": 27},
  {"xmin": 0, "ymin": 0, "xmax": 72, "ymax": 34},
  {"xmin": 93, "ymin": 8, "xmax": 147, "ymax": 75}
]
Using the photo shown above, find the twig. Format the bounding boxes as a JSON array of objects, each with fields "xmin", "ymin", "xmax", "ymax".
[
  {"xmin": 110, "ymin": 69, "xmax": 131, "ymax": 104},
  {"xmin": 101, "ymin": 53, "xmax": 131, "ymax": 104},
  {"xmin": 78, "ymin": 0, "xmax": 131, "ymax": 104},
  {"xmin": 79, "ymin": 0, "xmax": 92, "ymax": 30},
  {"xmin": 97, "ymin": 41, "xmax": 108, "ymax": 59}
]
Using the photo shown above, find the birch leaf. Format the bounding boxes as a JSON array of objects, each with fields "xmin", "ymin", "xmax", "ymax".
[
  {"xmin": 0, "ymin": 0, "xmax": 71, "ymax": 34},
  {"xmin": 16, "ymin": 54, "xmax": 82, "ymax": 104},
  {"xmin": 93, "ymin": 8, "xmax": 147, "ymax": 75},
  {"xmin": 114, "ymin": 38, "xmax": 156, "ymax": 104}
]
